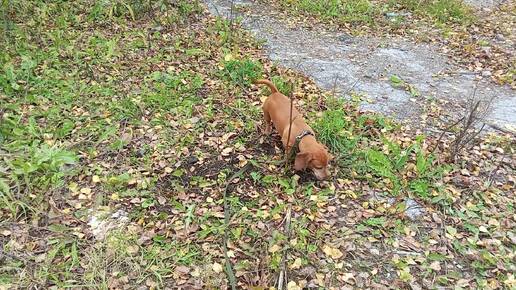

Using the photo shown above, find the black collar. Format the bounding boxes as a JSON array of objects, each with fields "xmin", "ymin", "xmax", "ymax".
[{"xmin": 295, "ymin": 130, "xmax": 314, "ymax": 141}]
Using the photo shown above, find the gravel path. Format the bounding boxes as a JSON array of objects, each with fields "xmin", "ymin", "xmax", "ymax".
[{"xmin": 204, "ymin": 0, "xmax": 515, "ymax": 132}]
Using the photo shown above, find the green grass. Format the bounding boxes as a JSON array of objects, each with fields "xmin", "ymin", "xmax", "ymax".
[
  {"xmin": 282, "ymin": 0, "xmax": 379, "ymax": 25},
  {"xmin": 390, "ymin": 0, "xmax": 473, "ymax": 25},
  {"xmin": 271, "ymin": 76, "xmax": 294, "ymax": 96},
  {"xmin": 223, "ymin": 58, "xmax": 263, "ymax": 87},
  {"xmin": 312, "ymin": 98, "xmax": 357, "ymax": 153},
  {"xmin": 279, "ymin": 0, "xmax": 473, "ymax": 27}
]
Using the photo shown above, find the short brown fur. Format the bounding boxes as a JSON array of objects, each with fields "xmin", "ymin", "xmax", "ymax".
[{"xmin": 255, "ymin": 79, "xmax": 332, "ymax": 180}]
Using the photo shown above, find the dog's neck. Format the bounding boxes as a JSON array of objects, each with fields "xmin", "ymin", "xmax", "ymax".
[{"xmin": 298, "ymin": 135, "xmax": 318, "ymax": 151}]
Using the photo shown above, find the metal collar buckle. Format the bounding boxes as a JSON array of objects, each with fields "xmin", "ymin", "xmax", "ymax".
[{"xmin": 295, "ymin": 130, "xmax": 313, "ymax": 141}]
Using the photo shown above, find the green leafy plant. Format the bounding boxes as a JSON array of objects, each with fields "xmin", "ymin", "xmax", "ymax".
[
  {"xmin": 7, "ymin": 144, "xmax": 77, "ymax": 187},
  {"xmin": 223, "ymin": 58, "xmax": 263, "ymax": 87},
  {"xmin": 271, "ymin": 76, "xmax": 293, "ymax": 96},
  {"xmin": 313, "ymin": 98, "xmax": 357, "ymax": 154},
  {"xmin": 365, "ymin": 136, "xmax": 451, "ymax": 198},
  {"xmin": 365, "ymin": 148, "xmax": 401, "ymax": 193},
  {"xmin": 389, "ymin": 74, "xmax": 420, "ymax": 97}
]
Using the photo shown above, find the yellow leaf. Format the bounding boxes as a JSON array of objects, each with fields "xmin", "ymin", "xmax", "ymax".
[
  {"xmin": 290, "ymin": 257, "xmax": 302, "ymax": 269},
  {"xmin": 287, "ymin": 281, "xmax": 301, "ymax": 290},
  {"xmin": 429, "ymin": 261, "xmax": 441, "ymax": 271},
  {"xmin": 221, "ymin": 147, "xmax": 233, "ymax": 156},
  {"xmin": 269, "ymin": 244, "xmax": 281, "ymax": 253},
  {"xmin": 212, "ymin": 262, "xmax": 223, "ymax": 273},
  {"xmin": 488, "ymin": 219, "xmax": 499, "ymax": 227},
  {"xmin": 224, "ymin": 54, "xmax": 234, "ymax": 61},
  {"xmin": 342, "ymin": 272, "xmax": 355, "ymax": 283},
  {"xmin": 80, "ymin": 187, "xmax": 92, "ymax": 195},
  {"xmin": 316, "ymin": 273, "xmax": 325, "ymax": 285},
  {"xmin": 322, "ymin": 244, "xmax": 343, "ymax": 259},
  {"xmin": 69, "ymin": 182, "xmax": 79, "ymax": 194},
  {"xmin": 191, "ymin": 267, "xmax": 201, "ymax": 277},
  {"xmin": 504, "ymin": 274, "xmax": 516, "ymax": 288},
  {"xmin": 92, "ymin": 175, "xmax": 101, "ymax": 183},
  {"xmin": 127, "ymin": 245, "xmax": 139, "ymax": 255}
]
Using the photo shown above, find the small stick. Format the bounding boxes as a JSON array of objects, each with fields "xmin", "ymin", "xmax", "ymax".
[
  {"xmin": 284, "ymin": 81, "xmax": 295, "ymax": 169},
  {"xmin": 429, "ymin": 116, "xmax": 464, "ymax": 155},
  {"xmin": 331, "ymin": 74, "xmax": 339, "ymax": 98},
  {"xmin": 223, "ymin": 162, "xmax": 251, "ymax": 290},
  {"xmin": 228, "ymin": 0, "xmax": 235, "ymax": 43},
  {"xmin": 277, "ymin": 206, "xmax": 292, "ymax": 290}
]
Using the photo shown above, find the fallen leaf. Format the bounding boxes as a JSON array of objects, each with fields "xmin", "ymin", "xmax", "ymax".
[
  {"xmin": 221, "ymin": 147, "xmax": 233, "ymax": 156},
  {"xmin": 287, "ymin": 281, "xmax": 301, "ymax": 290},
  {"xmin": 174, "ymin": 265, "xmax": 190, "ymax": 275},
  {"xmin": 290, "ymin": 257, "xmax": 302, "ymax": 269},
  {"xmin": 212, "ymin": 262, "xmax": 223, "ymax": 273},
  {"xmin": 322, "ymin": 244, "xmax": 343, "ymax": 259},
  {"xmin": 191, "ymin": 267, "xmax": 201, "ymax": 277},
  {"xmin": 429, "ymin": 261, "xmax": 441, "ymax": 271},
  {"xmin": 80, "ymin": 187, "xmax": 92, "ymax": 195},
  {"xmin": 269, "ymin": 244, "xmax": 281, "ymax": 253}
]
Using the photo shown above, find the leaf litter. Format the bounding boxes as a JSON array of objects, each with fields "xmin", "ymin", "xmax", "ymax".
[{"xmin": 0, "ymin": 0, "xmax": 514, "ymax": 289}]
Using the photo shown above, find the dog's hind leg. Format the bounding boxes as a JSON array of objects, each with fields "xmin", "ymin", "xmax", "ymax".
[{"xmin": 262, "ymin": 107, "xmax": 272, "ymax": 135}]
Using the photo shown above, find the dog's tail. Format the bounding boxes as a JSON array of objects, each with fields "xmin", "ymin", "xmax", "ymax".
[{"xmin": 254, "ymin": 79, "xmax": 279, "ymax": 94}]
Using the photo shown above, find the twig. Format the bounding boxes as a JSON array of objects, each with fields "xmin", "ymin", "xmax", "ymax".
[
  {"xmin": 331, "ymin": 74, "xmax": 339, "ymax": 98},
  {"xmin": 223, "ymin": 162, "xmax": 252, "ymax": 290},
  {"xmin": 0, "ymin": 248, "xmax": 35, "ymax": 266},
  {"xmin": 2, "ymin": 0, "xmax": 11, "ymax": 40},
  {"xmin": 487, "ymin": 155, "xmax": 505, "ymax": 185},
  {"xmin": 277, "ymin": 206, "xmax": 292, "ymax": 290},
  {"xmin": 452, "ymin": 100, "xmax": 481, "ymax": 158},
  {"xmin": 429, "ymin": 116, "xmax": 464, "ymax": 154},
  {"xmin": 228, "ymin": 0, "xmax": 235, "ymax": 43},
  {"xmin": 342, "ymin": 78, "xmax": 360, "ymax": 96},
  {"xmin": 487, "ymin": 123, "xmax": 516, "ymax": 135},
  {"xmin": 147, "ymin": 28, "xmax": 152, "ymax": 51},
  {"xmin": 284, "ymin": 81, "xmax": 295, "ymax": 169}
]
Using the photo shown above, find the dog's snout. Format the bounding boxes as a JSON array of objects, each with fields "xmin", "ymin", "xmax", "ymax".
[{"xmin": 313, "ymin": 168, "xmax": 329, "ymax": 180}]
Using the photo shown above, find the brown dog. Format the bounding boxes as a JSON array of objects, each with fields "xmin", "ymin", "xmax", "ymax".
[{"xmin": 256, "ymin": 79, "xmax": 332, "ymax": 180}]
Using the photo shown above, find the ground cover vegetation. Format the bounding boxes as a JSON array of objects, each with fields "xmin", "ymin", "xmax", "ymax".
[{"xmin": 0, "ymin": 0, "xmax": 514, "ymax": 288}]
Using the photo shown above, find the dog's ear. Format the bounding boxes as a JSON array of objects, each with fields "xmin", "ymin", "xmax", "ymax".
[
  {"xmin": 294, "ymin": 152, "xmax": 312, "ymax": 171},
  {"xmin": 320, "ymin": 144, "xmax": 333, "ymax": 161}
]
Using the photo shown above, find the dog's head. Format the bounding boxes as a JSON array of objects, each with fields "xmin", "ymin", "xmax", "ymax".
[{"xmin": 294, "ymin": 144, "xmax": 333, "ymax": 180}]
